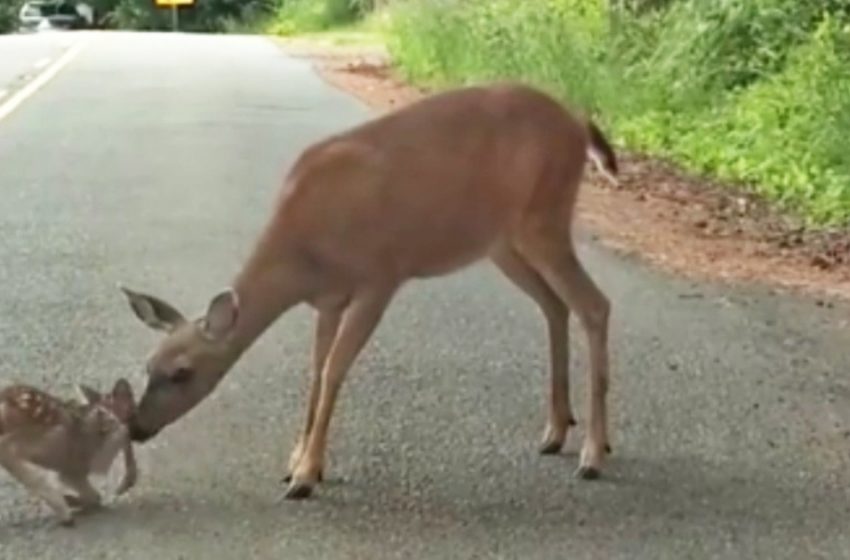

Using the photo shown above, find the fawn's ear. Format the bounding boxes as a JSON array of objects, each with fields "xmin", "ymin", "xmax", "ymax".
[
  {"xmin": 120, "ymin": 285, "xmax": 186, "ymax": 332},
  {"xmin": 76, "ymin": 384, "xmax": 101, "ymax": 405},
  {"xmin": 110, "ymin": 378, "xmax": 136, "ymax": 421},
  {"xmin": 111, "ymin": 378, "xmax": 134, "ymax": 401}
]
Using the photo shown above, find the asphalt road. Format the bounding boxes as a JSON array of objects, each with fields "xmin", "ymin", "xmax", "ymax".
[
  {"xmin": 0, "ymin": 32, "xmax": 849, "ymax": 560},
  {"xmin": 0, "ymin": 32, "xmax": 83, "ymax": 97}
]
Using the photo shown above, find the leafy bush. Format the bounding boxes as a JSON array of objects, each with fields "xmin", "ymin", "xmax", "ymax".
[
  {"xmin": 0, "ymin": 0, "xmax": 22, "ymax": 32},
  {"xmin": 388, "ymin": 0, "xmax": 850, "ymax": 225},
  {"xmin": 264, "ymin": 0, "xmax": 367, "ymax": 35}
]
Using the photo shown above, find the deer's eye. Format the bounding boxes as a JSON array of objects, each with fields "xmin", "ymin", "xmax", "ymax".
[{"xmin": 171, "ymin": 368, "xmax": 194, "ymax": 384}]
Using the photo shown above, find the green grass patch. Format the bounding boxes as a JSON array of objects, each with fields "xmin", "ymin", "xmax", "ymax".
[
  {"xmin": 261, "ymin": 0, "xmax": 389, "ymax": 37},
  {"xmin": 387, "ymin": 0, "xmax": 850, "ymax": 226}
]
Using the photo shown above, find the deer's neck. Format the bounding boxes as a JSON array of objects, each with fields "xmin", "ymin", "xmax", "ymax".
[{"xmin": 227, "ymin": 236, "xmax": 310, "ymax": 359}]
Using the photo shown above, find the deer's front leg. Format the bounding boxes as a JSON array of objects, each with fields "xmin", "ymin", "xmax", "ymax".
[
  {"xmin": 0, "ymin": 440, "xmax": 74, "ymax": 526},
  {"xmin": 285, "ymin": 287, "xmax": 395, "ymax": 500},
  {"xmin": 284, "ymin": 308, "xmax": 342, "ymax": 483}
]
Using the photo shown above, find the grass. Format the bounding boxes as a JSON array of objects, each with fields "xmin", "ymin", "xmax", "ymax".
[
  {"xmin": 259, "ymin": 0, "xmax": 850, "ymax": 227},
  {"xmin": 261, "ymin": 0, "xmax": 389, "ymax": 38},
  {"xmin": 385, "ymin": 0, "xmax": 850, "ymax": 226},
  {"xmin": 284, "ymin": 16, "xmax": 387, "ymax": 45}
]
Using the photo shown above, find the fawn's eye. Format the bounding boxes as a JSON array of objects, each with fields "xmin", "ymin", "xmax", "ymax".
[{"xmin": 171, "ymin": 368, "xmax": 194, "ymax": 384}]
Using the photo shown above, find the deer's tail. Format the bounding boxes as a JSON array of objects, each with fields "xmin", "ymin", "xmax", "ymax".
[{"xmin": 585, "ymin": 119, "xmax": 619, "ymax": 185}]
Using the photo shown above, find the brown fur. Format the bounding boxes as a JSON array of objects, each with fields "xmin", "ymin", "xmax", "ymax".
[{"xmin": 122, "ymin": 82, "xmax": 616, "ymax": 500}]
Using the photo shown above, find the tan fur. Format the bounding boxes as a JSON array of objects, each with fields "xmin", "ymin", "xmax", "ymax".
[
  {"xmin": 122, "ymin": 82, "xmax": 616, "ymax": 500},
  {"xmin": 0, "ymin": 380, "xmax": 137, "ymax": 526}
]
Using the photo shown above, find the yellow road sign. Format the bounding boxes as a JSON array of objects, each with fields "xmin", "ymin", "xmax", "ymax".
[{"xmin": 155, "ymin": 0, "xmax": 195, "ymax": 6}]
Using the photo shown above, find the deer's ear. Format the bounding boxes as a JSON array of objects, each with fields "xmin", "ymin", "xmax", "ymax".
[
  {"xmin": 200, "ymin": 288, "xmax": 239, "ymax": 341},
  {"xmin": 76, "ymin": 384, "xmax": 101, "ymax": 405},
  {"xmin": 119, "ymin": 285, "xmax": 186, "ymax": 332}
]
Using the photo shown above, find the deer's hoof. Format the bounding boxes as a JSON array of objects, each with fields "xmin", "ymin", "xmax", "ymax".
[
  {"xmin": 540, "ymin": 441, "xmax": 563, "ymax": 455},
  {"xmin": 284, "ymin": 482, "xmax": 314, "ymax": 500},
  {"xmin": 58, "ymin": 515, "xmax": 76, "ymax": 528},
  {"xmin": 282, "ymin": 469, "xmax": 322, "ymax": 485},
  {"xmin": 605, "ymin": 443, "xmax": 612, "ymax": 454},
  {"xmin": 574, "ymin": 465, "xmax": 601, "ymax": 480},
  {"xmin": 539, "ymin": 423, "xmax": 571, "ymax": 455},
  {"xmin": 539, "ymin": 439, "xmax": 563, "ymax": 455}
]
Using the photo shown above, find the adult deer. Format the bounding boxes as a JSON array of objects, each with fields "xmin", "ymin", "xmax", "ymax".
[{"xmin": 121, "ymin": 82, "xmax": 617, "ymax": 499}]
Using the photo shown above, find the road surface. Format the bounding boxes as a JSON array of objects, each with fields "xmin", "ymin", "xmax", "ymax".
[
  {"xmin": 0, "ymin": 31, "xmax": 848, "ymax": 560},
  {"xmin": 0, "ymin": 32, "xmax": 82, "ymax": 99}
]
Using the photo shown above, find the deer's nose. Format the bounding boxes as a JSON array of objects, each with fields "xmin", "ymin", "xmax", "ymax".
[{"xmin": 128, "ymin": 421, "xmax": 156, "ymax": 443}]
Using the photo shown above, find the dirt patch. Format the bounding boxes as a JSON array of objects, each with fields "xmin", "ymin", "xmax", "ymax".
[{"xmin": 280, "ymin": 40, "xmax": 850, "ymax": 302}]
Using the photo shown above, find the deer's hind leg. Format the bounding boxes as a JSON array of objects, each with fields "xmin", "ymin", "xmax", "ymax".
[
  {"xmin": 516, "ymin": 215, "xmax": 612, "ymax": 480},
  {"xmin": 491, "ymin": 244, "xmax": 576, "ymax": 454}
]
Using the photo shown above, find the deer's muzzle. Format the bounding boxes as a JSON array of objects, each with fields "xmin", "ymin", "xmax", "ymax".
[{"xmin": 128, "ymin": 419, "xmax": 157, "ymax": 443}]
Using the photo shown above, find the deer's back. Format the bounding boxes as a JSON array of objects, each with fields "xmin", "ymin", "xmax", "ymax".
[{"xmin": 278, "ymin": 83, "xmax": 589, "ymax": 280}]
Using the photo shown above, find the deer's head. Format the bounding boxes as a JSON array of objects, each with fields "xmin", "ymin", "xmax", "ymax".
[{"xmin": 120, "ymin": 286, "xmax": 241, "ymax": 443}]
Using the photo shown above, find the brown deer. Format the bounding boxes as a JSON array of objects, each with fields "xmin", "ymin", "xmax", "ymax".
[
  {"xmin": 120, "ymin": 82, "xmax": 617, "ymax": 500},
  {"xmin": 0, "ymin": 379, "xmax": 137, "ymax": 526}
]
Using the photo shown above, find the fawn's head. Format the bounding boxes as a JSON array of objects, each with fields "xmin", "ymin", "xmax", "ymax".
[
  {"xmin": 76, "ymin": 378, "xmax": 136, "ymax": 427},
  {"xmin": 77, "ymin": 378, "xmax": 136, "ymax": 424},
  {"xmin": 120, "ymin": 286, "xmax": 241, "ymax": 443}
]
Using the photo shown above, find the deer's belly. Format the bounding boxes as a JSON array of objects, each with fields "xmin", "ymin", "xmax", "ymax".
[{"xmin": 395, "ymin": 222, "xmax": 502, "ymax": 279}]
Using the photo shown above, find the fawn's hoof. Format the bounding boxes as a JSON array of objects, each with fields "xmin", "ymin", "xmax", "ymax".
[
  {"xmin": 64, "ymin": 495, "xmax": 83, "ymax": 509},
  {"xmin": 284, "ymin": 482, "xmax": 314, "ymax": 500},
  {"xmin": 64, "ymin": 495, "xmax": 102, "ymax": 513},
  {"xmin": 57, "ymin": 515, "xmax": 76, "ymax": 528}
]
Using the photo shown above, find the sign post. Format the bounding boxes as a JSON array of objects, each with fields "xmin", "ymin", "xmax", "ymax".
[{"xmin": 154, "ymin": 0, "xmax": 195, "ymax": 31}]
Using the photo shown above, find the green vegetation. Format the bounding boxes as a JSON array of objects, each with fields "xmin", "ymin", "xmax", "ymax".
[
  {"xmin": 387, "ymin": 0, "xmax": 850, "ymax": 225},
  {"xmin": 3, "ymin": 0, "xmax": 847, "ymax": 225},
  {"xmin": 260, "ymin": 0, "xmax": 377, "ymax": 36},
  {"xmin": 0, "ymin": 0, "xmax": 20, "ymax": 32}
]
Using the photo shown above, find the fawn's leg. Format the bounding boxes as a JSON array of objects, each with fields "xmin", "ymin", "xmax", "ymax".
[
  {"xmin": 286, "ymin": 286, "xmax": 395, "ymax": 499},
  {"xmin": 520, "ymin": 230, "xmax": 611, "ymax": 479},
  {"xmin": 284, "ymin": 308, "xmax": 342, "ymax": 483},
  {"xmin": 60, "ymin": 473, "xmax": 102, "ymax": 512},
  {"xmin": 115, "ymin": 440, "xmax": 138, "ymax": 496},
  {"xmin": 491, "ymin": 245, "xmax": 575, "ymax": 454},
  {"xmin": 0, "ymin": 438, "xmax": 74, "ymax": 526}
]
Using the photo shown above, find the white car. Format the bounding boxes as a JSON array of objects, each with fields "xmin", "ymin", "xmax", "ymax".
[{"xmin": 18, "ymin": 1, "xmax": 90, "ymax": 32}]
